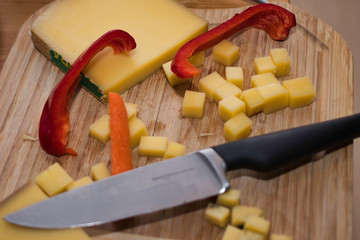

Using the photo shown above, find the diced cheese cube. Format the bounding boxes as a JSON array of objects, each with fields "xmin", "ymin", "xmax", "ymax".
[
  {"xmin": 35, "ymin": 162, "xmax": 74, "ymax": 196},
  {"xmin": 212, "ymin": 40, "xmax": 239, "ymax": 66},
  {"xmin": 231, "ymin": 205, "xmax": 264, "ymax": 226},
  {"xmin": 224, "ymin": 112, "xmax": 252, "ymax": 141},
  {"xmin": 270, "ymin": 48, "xmax": 291, "ymax": 77},
  {"xmin": 240, "ymin": 88, "xmax": 265, "ymax": 116},
  {"xmin": 225, "ymin": 66, "xmax": 244, "ymax": 90},
  {"xmin": 241, "ymin": 230, "xmax": 266, "ymax": 240},
  {"xmin": 139, "ymin": 136, "xmax": 168, "ymax": 157},
  {"xmin": 213, "ymin": 82, "xmax": 242, "ymax": 103},
  {"xmin": 0, "ymin": 183, "xmax": 91, "ymax": 240},
  {"xmin": 217, "ymin": 189, "xmax": 241, "ymax": 208},
  {"xmin": 89, "ymin": 113, "xmax": 110, "ymax": 143},
  {"xmin": 129, "ymin": 117, "xmax": 148, "ymax": 149},
  {"xmin": 66, "ymin": 176, "xmax": 93, "ymax": 191},
  {"xmin": 199, "ymin": 72, "xmax": 227, "ymax": 101},
  {"xmin": 91, "ymin": 162, "xmax": 110, "ymax": 181},
  {"xmin": 219, "ymin": 96, "xmax": 246, "ymax": 122},
  {"xmin": 182, "ymin": 90, "xmax": 206, "ymax": 118},
  {"xmin": 125, "ymin": 102, "xmax": 138, "ymax": 120},
  {"xmin": 244, "ymin": 215, "xmax": 270, "ymax": 235},
  {"xmin": 250, "ymin": 73, "xmax": 280, "ymax": 88},
  {"xmin": 282, "ymin": 76, "xmax": 316, "ymax": 108},
  {"xmin": 164, "ymin": 141, "xmax": 186, "ymax": 159},
  {"xmin": 189, "ymin": 51, "xmax": 205, "ymax": 67},
  {"xmin": 270, "ymin": 234, "xmax": 293, "ymax": 240},
  {"xmin": 258, "ymin": 83, "xmax": 288, "ymax": 114},
  {"xmin": 254, "ymin": 56, "xmax": 276, "ymax": 75},
  {"xmin": 31, "ymin": 0, "xmax": 208, "ymax": 96},
  {"xmin": 163, "ymin": 60, "xmax": 190, "ymax": 86},
  {"xmin": 221, "ymin": 225, "xmax": 243, "ymax": 240},
  {"xmin": 205, "ymin": 203, "xmax": 230, "ymax": 228}
]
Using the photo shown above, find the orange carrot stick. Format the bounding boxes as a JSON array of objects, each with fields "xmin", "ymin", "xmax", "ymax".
[{"xmin": 108, "ymin": 92, "xmax": 133, "ymax": 175}]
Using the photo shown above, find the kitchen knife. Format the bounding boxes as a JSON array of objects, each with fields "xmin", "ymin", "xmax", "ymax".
[{"xmin": 5, "ymin": 113, "xmax": 360, "ymax": 229}]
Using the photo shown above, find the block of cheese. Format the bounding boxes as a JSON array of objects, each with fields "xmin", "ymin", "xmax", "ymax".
[
  {"xmin": 240, "ymin": 88, "xmax": 265, "ymax": 116},
  {"xmin": 231, "ymin": 205, "xmax": 264, "ymax": 226},
  {"xmin": 91, "ymin": 162, "xmax": 111, "ymax": 181},
  {"xmin": 282, "ymin": 76, "xmax": 316, "ymax": 108},
  {"xmin": 129, "ymin": 117, "xmax": 148, "ymax": 149},
  {"xmin": 199, "ymin": 72, "xmax": 227, "ymax": 101},
  {"xmin": 216, "ymin": 189, "xmax": 241, "ymax": 208},
  {"xmin": 221, "ymin": 225, "xmax": 243, "ymax": 240},
  {"xmin": 213, "ymin": 82, "xmax": 242, "ymax": 103},
  {"xmin": 254, "ymin": 56, "xmax": 276, "ymax": 75},
  {"xmin": 139, "ymin": 136, "xmax": 168, "ymax": 157},
  {"xmin": 164, "ymin": 141, "xmax": 186, "ymax": 159},
  {"xmin": 257, "ymin": 83, "xmax": 288, "ymax": 114},
  {"xmin": 163, "ymin": 60, "xmax": 190, "ymax": 86},
  {"xmin": 89, "ymin": 113, "xmax": 110, "ymax": 143},
  {"xmin": 225, "ymin": 66, "xmax": 244, "ymax": 90},
  {"xmin": 212, "ymin": 40, "xmax": 239, "ymax": 66},
  {"xmin": 270, "ymin": 48, "xmax": 291, "ymax": 77},
  {"xmin": 224, "ymin": 112, "xmax": 252, "ymax": 141},
  {"xmin": 0, "ymin": 183, "xmax": 90, "ymax": 240},
  {"xmin": 218, "ymin": 96, "xmax": 246, "ymax": 122},
  {"xmin": 182, "ymin": 90, "xmax": 206, "ymax": 118},
  {"xmin": 250, "ymin": 73, "xmax": 280, "ymax": 88},
  {"xmin": 205, "ymin": 203, "xmax": 230, "ymax": 228},
  {"xmin": 244, "ymin": 215, "xmax": 270, "ymax": 236},
  {"xmin": 270, "ymin": 234, "xmax": 293, "ymax": 240},
  {"xmin": 66, "ymin": 176, "xmax": 93, "ymax": 191},
  {"xmin": 31, "ymin": 0, "xmax": 208, "ymax": 100}
]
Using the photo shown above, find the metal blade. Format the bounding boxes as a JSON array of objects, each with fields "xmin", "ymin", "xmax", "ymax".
[{"xmin": 4, "ymin": 148, "xmax": 229, "ymax": 229}]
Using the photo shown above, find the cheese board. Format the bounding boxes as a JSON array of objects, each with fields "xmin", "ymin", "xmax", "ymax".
[{"xmin": 0, "ymin": 1, "xmax": 355, "ymax": 239}]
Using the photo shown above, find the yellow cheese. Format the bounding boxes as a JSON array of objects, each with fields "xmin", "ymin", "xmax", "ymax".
[
  {"xmin": 129, "ymin": 117, "xmax": 148, "ymax": 149},
  {"xmin": 269, "ymin": 48, "xmax": 291, "ymax": 77},
  {"xmin": 270, "ymin": 234, "xmax": 293, "ymax": 240},
  {"xmin": 240, "ymin": 230, "xmax": 266, "ymax": 240},
  {"xmin": 218, "ymin": 96, "xmax": 246, "ymax": 122},
  {"xmin": 257, "ymin": 83, "xmax": 288, "ymax": 114},
  {"xmin": 125, "ymin": 102, "xmax": 138, "ymax": 120},
  {"xmin": 221, "ymin": 225, "xmax": 243, "ymax": 240},
  {"xmin": 240, "ymin": 88, "xmax": 265, "ymax": 116},
  {"xmin": 199, "ymin": 71, "xmax": 227, "ymax": 101},
  {"xmin": 89, "ymin": 113, "xmax": 110, "ymax": 143},
  {"xmin": 182, "ymin": 90, "xmax": 206, "ymax": 118},
  {"xmin": 0, "ymin": 183, "xmax": 90, "ymax": 240},
  {"xmin": 189, "ymin": 51, "xmax": 205, "ymax": 67},
  {"xmin": 244, "ymin": 215, "xmax": 270, "ymax": 236},
  {"xmin": 282, "ymin": 76, "xmax": 316, "ymax": 108},
  {"xmin": 213, "ymin": 82, "xmax": 242, "ymax": 103},
  {"xmin": 224, "ymin": 112, "xmax": 252, "ymax": 141},
  {"xmin": 212, "ymin": 40, "xmax": 239, "ymax": 66},
  {"xmin": 35, "ymin": 162, "xmax": 74, "ymax": 196},
  {"xmin": 250, "ymin": 72, "xmax": 280, "ymax": 88},
  {"xmin": 216, "ymin": 189, "xmax": 241, "ymax": 208},
  {"xmin": 205, "ymin": 203, "xmax": 230, "ymax": 228},
  {"xmin": 254, "ymin": 56, "xmax": 276, "ymax": 75},
  {"xmin": 91, "ymin": 162, "xmax": 111, "ymax": 181},
  {"xmin": 225, "ymin": 66, "xmax": 244, "ymax": 90},
  {"xmin": 231, "ymin": 205, "xmax": 264, "ymax": 226},
  {"xmin": 162, "ymin": 60, "xmax": 190, "ymax": 86},
  {"xmin": 139, "ymin": 136, "xmax": 168, "ymax": 157},
  {"xmin": 164, "ymin": 141, "xmax": 186, "ymax": 159},
  {"xmin": 66, "ymin": 176, "xmax": 93, "ymax": 191},
  {"xmin": 31, "ymin": 0, "xmax": 208, "ymax": 97}
]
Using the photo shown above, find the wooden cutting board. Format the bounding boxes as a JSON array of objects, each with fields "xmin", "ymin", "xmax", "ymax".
[{"xmin": 0, "ymin": 2, "xmax": 355, "ymax": 240}]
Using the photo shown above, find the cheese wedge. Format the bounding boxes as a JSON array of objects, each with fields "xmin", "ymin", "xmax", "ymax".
[
  {"xmin": 0, "ymin": 183, "xmax": 90, "ymax": 240},
  {"xmin": 31, "ymin": 0, "xmax": 208, "ymax": 100}
]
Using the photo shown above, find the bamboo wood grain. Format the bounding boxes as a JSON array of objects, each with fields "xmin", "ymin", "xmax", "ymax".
[{"xmin": 0, "ymin": 2, "xmax": 355, "ymax": 240}]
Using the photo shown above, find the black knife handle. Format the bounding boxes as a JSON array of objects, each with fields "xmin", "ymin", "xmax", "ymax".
[{"xmin": 212, "ymin": 113, "xmax": 360, "ymax": 172}]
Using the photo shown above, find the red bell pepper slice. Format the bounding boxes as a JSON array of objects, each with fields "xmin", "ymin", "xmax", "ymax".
[
  {"xmin": 171, "ymin": 4, "xmax": 296, "ymax": 79},
  {"xmin": 39, "ymin": 29, "xmax": 136, "ymax": 157}
]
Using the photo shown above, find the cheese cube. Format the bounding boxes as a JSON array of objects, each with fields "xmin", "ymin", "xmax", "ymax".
[
  {"xmin": 35, "ymin": 162, "xmax": 74, "ymax": 196},
  {"xmin": 129, "ymin": 117, "xmax": 148, "ymax": 149},
  {"xmin": 216, "ymin": 189, "xmax": 241, "ymax": 208},
  {"xmin": 189, "ymin": 51, "xmax": 205, "ymax": 67},
  {"xmin": 0, "ymin": 183, "xmax": 91, "ymax": 240},
  {"xmin": 213, "ymin": 82, "xmax": 242, "ymax": 103},
  {"xmin": 91, "ymin": 162, "xmax": 110, "ymax": 181},
  {"xmin": 224, "ymin": 112, "xmax": 252, "ymax": 141},
  {"xmin": 139, "ymin": 136, "xmax": 168, "ymax": 157},
  {"xmin": 250, "ymin": 73, "xmax": 280, "ymax": 88},
  {"xmin": 270, "ymin": 234, "xmax": 293, "ymax": 240},
  {"xmin": 258, "ymin": 83, "xmax": 288, "ymax": 114},
  {"xmin": 89, "ymin": 114, "xmax": 110, "ymax": 143},
  {"xmin": 240, "ymin": 88, "xmax": 265, "ymax": 116},
  {"xmin": 66, "ymin": 176, "xmax": 93, "ymax": 191},
  {"xmin": 231, "ymin": 205, "xmax": 264, "ymax": 226},
  {"xmin": 244, "ymin": 215, "xmax": 270, "ymax": 235},
  {"xmin": 125, "ymin": 102, "xmax": 138, "ymax": 120},
  {"xmin": 182, "ymin": 90, "xmax": 206, "ymax": 118},
  {"xmin": 225, "ymin": 66, "xmax": 244, "ymax": 90},
  {"xmin": 270, "ymin": 48, "xmax": 291, "ymax": 77},
  {"xmin": 31, "ymin": 0, "xmax": 208, "ymax": 97},
  {"xmin": 205, "ymin": 203, "xmax": 230, "ymax": 228},
  {"xmin": 221, "ymin": 225, "xmax": 243, "ymax": 240},
  {"xmin": 164, "ymin": 141, "xmax": 186, "ymax": 159},
  {"xmin": 163, "ymin": 60, "xmax": 190, "ymax": 86},
  {"xmin": 219, "ymin": 96, "xmax": 246, "ymax": 122},
  {"xmin": 241, "ymin": 230, "xmax": 266, "ymax": 240},
  {"xmin": 254, "ymin": 56, "xmax": 276, "ymax": 75},
  {"xmin": 199, "ymin": 72, "xmax": 227, "ymax": 101},
  {"xmin": 213, "ymin": 40, "xmax": 239, "ymax": 66},
  {"xmin": 282, "ymin": 77, "xmax": 316, "ymax": 108}
]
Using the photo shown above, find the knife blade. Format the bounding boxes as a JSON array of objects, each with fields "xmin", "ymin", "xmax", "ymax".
[{"xmin": 5, "ymin": 113, "xmax": 360, "ymax": 229}]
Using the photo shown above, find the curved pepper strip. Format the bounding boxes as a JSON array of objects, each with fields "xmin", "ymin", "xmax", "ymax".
[
  {"xmin": 39, "ymin": 29, "xmax": 136, "ymax": 156},
  {"xmin": 171, "ymin": 4, "xmax": 296, "ymax": 78}
]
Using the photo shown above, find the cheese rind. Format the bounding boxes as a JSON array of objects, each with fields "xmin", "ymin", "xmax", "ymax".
[{"xmin": 31, "ymin": 0, "xmax": 208, "ymax": 98}]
